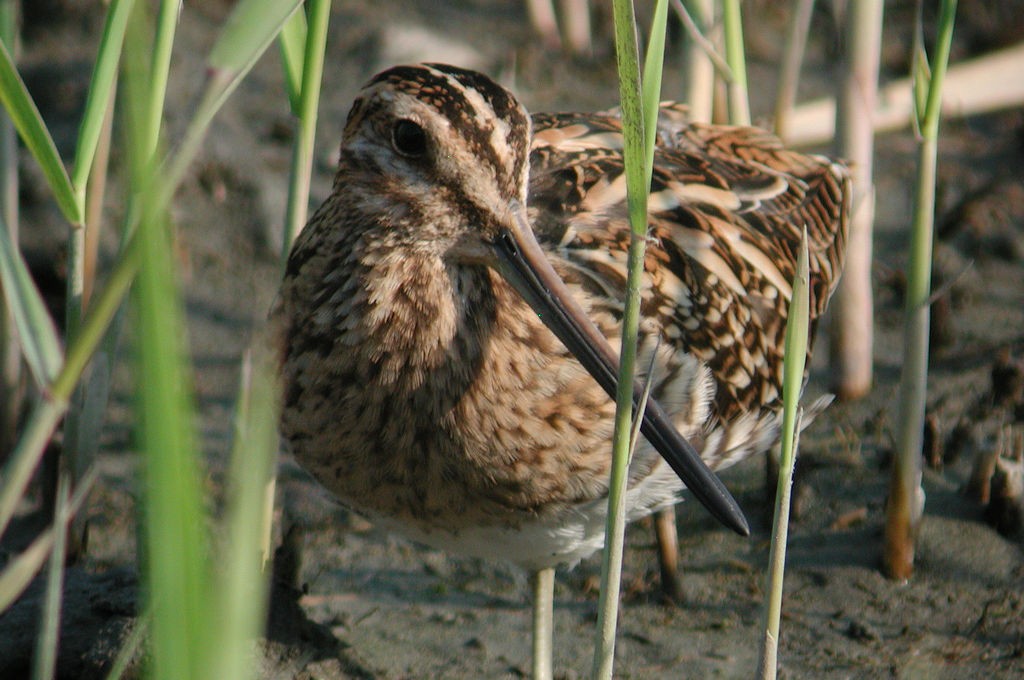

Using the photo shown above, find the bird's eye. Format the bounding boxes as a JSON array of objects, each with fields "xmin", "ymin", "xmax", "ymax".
[{"xmin": 391, "ymin": 119, "xmax": 428, "ymax": 158}]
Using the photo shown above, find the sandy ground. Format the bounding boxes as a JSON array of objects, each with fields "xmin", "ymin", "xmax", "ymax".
[{"xmin": 2, "ymin": 2, "xmax": 1023, "ymax": 678}]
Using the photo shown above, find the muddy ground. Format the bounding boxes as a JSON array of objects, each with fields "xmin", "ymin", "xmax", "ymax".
[{"xmin": 2, "ymin": 1, "xmax": 1024, "ymax": 678}]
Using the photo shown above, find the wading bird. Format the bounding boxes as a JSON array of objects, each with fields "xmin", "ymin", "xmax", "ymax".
[{"xmin": 273, "ymin": 63, "xmax": 849, "ymax": 678}]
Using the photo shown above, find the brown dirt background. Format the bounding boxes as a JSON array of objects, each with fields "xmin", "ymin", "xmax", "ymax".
[{"xmin": 2, "ymin": 1, "xmax": 1023, "ymax": 678}]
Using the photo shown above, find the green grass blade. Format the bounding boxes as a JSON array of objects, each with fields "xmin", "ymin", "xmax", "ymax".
[
  {"xmin": 757, "ymin": 230, "xmax": 810, "ymax": 679},
  {"xmin": 593, "ymin": 1, "xmax": 666, "ymax": 678},
  {"xmin": 70, "ymin": 0, "xmax": 135, "ymax": 207},
  {"xmin": 55, "ymin": 4, "xmax": 135, "ymax": 558},
  {"xmin": 140, "ymin": 0, "xmax": 181, "ymax": 161},
  {"xmin": 32, "ymin": 475, "xmax": 69, "ymax": 680},
  {"xmin": 0, "ymin": 402, "xmax": 64, "ymax": 542},
  {"xmin": 0, "ymin": 526, "xmax": 55, "ymax": 614},
  {"xmin": 102, "ymin": 608, "xmax": 148, "ymax": 680},
  {"xmin": 0, "ymin": 0, "xmax": 19, "ymax": 462},
  {"xmin": 163, "ymin": 0, "xmax": 304, "ymax": 203},
  {"xmin": 278, "ymin": 8, "xmax": 307, "ymax": 113},
  {"xmin": 0, "ymin": 237, "xmax": 130, "ymax": 546},
  {"xmin": 123, "ymin": 4, "xmax": 209, "ymax": 677},
  {"xmin": 641, "ymin": 0, "xmax": 669, "ymax": 181},
  {"xmin": 0, "ymin": 216, "xmax": 63, "ymax": 387},
  {"xmin": 884, "ymin": 0, "xmax": 957, "ymax": 580},
  {"xmin": 55, "ymin": 0, "xmax": 302, "ymax": 399},
  {"xmin": 51, "ymin": 234, "xmax": 139, "ymax": 401},
  {"xmin": 919, "ymin": 0, "xmax": 957, "ymax": 135},
  {"xmin": 722, "ymin": 0, "xmax": 750, "ymax": 125},
  {"xmin": 0, "ymin": 40, "xmax": 80, "ymax": 225},
  {"xmin": 280, "ymin": 0, "xmax": 330, "ymax": 257},
  {"xmin": 209, "ymin": 0, "xmax": 304, "ymax": 78},
  {"xmin": 133, "ymin": 150, "xmax": 210, "ymax": 680},
  {"xmin": 123, "ymin": 3, "xmax": 303, "ymax": 678},
  {"xmin": 0, "ymin": 0, "xmax": 17, "ymax": 230},
  {"xmin": 772, "ymin": 0, "xmax": 814, "ymax": 139},
  {"xmin": 208, "ymin": 350, "xmax": 279, "ymax": 680},
  {"xmin": 781, "ymin": 237, "xmax": 810, "ymax": 422},
  {"xmin": 0, "ymin": 465, "xmax": 94, "ymax": 614}
]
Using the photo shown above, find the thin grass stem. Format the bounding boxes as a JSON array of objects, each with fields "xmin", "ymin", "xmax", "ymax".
[
  {"xmin": 0, "ymin": 0, "xmax": 18, "ymax": 460},
  {"xmin": 673, "ymin": 0, "xmax": 717, "ymax": 121},
  {"xmin": 757, "ymin": 231, "xmax": 810, "ymax": 679},
  {"xmin": 102, "ymin": 610, "xmax": 148, "ymax": 680},
  {"xmin": 592, "ymin": 1, "xmax": 666, "ymax": 677},
  {"xmin": 141, "ymin": 0, "xmax": 179, "ymax": 162},
  {"xmin": 280, "ymin": 0, "xmax": 330, "ymax": 259},
  {"xmin": 83, "ymin": 85, "xmax": 115, "ymax": 310},
  {"xmin": 70, "ymin": 0, "xmax": 135, "ymax": 211},
  {"xmin": 773, "ymin": 0, "xmax": 815, "ymax": 140},
  {"xmin": 884, "ymin": 0, "xmax": 957, "ymax": 580},
  {"xmin": 32, "ymin": 475, "xmax": 69, "ymax": 680},
  {"xmin": 721, "ymin": 0, "xmax": 750, "ymax": 125},
  {"xmin": 208, "ymin": 349, "xmax": 279, "ymax": 679},
  {"xmin": 122, "ymin": 4, "xmax": 210, "ymax": 677},
  {"xmin": 0, "ymin": 465, "xmax": 94, "ymax": 614},
  {"xmin": 828, "ymin": 0, "xmax": 883, "ymax": 400},
  {"xmin": 0, "ymin": 38, "xmax": 79, "ymax": 224},
  {"xmin": 0, "ymin": 214, "xmax": 62, "ymax": 388}
]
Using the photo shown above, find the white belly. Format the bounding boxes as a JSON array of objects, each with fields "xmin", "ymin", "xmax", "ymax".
[{"xmin": 373, "ymin": 458, "xmax": 686, "ymax": 571}]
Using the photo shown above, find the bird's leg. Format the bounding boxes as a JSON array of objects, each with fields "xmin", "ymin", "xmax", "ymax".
[
  {"xmin": 530, "ymin": 566, "xmax": 555, "ymax": 680},
  {"xmin": 653, "ymin": 508, "xmax": 685, "ymax": 603}
]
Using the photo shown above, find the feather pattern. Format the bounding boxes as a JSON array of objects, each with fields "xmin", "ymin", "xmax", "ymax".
[{"xmin": 274, "ymin": 65, "xmax": 850, "ymax": 570}]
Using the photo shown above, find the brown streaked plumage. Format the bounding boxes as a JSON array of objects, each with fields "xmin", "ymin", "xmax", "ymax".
[{"xmin": 272, "ymin": 63, "xmax": 849, "ymax": 673}]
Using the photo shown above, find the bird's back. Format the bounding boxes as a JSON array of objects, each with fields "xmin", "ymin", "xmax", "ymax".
[{"xmin": 526, "ymin": 105, "xmax": 849, "ymax": 462}]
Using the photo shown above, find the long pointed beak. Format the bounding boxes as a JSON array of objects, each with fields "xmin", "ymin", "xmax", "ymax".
[{"xmin": 491, "ymin": 202, "xmax": 749, "ymax": 537}]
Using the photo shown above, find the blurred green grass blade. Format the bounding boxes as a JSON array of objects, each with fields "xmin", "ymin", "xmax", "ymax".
[
  {"xmin": 0, "ymin": 465, "xmax": 94, "ymax": 614},
  {"xmin": 209, "ymin": 0, "xmax": 303, "ymax": 78},
  {"xmin": 67, "ymin": 353, "xmax": 110, "ymax": 474},
  {"xmin": 920, "ymin": 0, "xmax": 957, "ymax": 135},
  {"xmin": 0, "ymin": 40, "xmax": 80, "ymax": 225},
  {"xmin": 0, "ymin": 216, "xmax": 63, "ymax": 387},
  {"xmin": 126, "ymin": 3, "xmax": 306, "ymax": 677},
  {"xmin": 278, "ymin": 8, "xmax": 307, "ymax": 113},
  {"xmin": 0, "ymin": 526, "xmax": 54, "ymax": 613},
  {"xmin": 32, "ymin": 475, "xmax": 69, "ymax": 680},
  {"xmin": 164, "ymin": 0, "xmax": 303, "ymax": 201},
  {"xmin": 140, "ymin": 0, "xmax": 181, "ymax": 161},
  {"xmin": 280, "ymin": 0, "xmax": 330, "ymax": 257},
  {"xmin": 0, "ymin": 0, "xmax": 17, "ymax": 231},
  {"xmin": 0, "ymin": 2, "xmax": 13, "ymax": 54},
  {"xmin": 70, "ymin": 0, "xmax": 135, "ymax": 205},
  {"xmin": 641, "ymin": 0, "xmax": 669, "ymax": 181},
  {"xmin": 910, "ymin": 6, "xmax": 930, "ymax": 133},
  {"xmin": 51, "ymin": 234, "xmax": 140, "ymax": 401},
  {"xmin": 133, "ymin": 178, "xmax": 209, "ymax": 680},
  {"xmin": 722, "ymin": 0, "xmax": 751, "ymax": 125},
  {"xmin": 209, "ymin": 350, "xmax": 279, "ymax": 679},
  {"xmin": 0, "ymin": 402, "xmax": 64, "ymax": 541},
  {"xmin": 54, "ymin": 0, "xmax": 302, "ymax": 398},
  {"xmin": 102, "ymin": 608, "xmax": 148, "ymax": 680},
  {"xmin": 123, "ymin": 4, "xmax": 209, "ymax": 678}
]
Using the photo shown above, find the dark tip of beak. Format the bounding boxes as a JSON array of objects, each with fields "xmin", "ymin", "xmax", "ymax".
[{"xmin": 492, "ymin": 212, "xmax": 749, "ymax": 537}]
